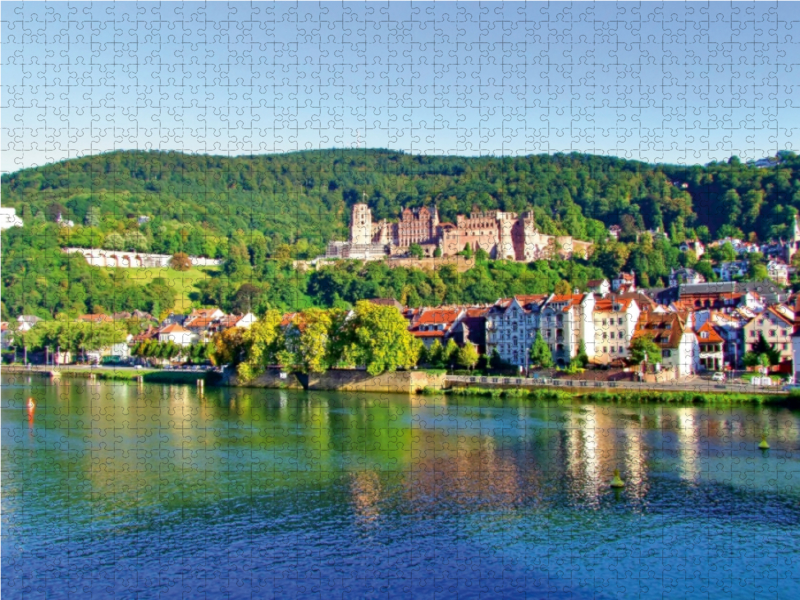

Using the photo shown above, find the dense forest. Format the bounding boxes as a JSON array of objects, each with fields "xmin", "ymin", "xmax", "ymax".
[{"xmin": 2, "ymin": 149, "xmax": 799, "ymax": 319}]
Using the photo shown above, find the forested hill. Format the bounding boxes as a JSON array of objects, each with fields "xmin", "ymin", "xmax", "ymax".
[{"xmin": 4, "ymin": 149, "xmax": 798, "ymax": 258}]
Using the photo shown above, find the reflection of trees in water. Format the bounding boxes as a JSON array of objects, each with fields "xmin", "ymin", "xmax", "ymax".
[{"xmin": 11, "ymin": 383, "xmax": 800, "ymax": 520}]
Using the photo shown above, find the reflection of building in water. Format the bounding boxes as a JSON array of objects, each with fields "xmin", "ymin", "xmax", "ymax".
[
  {"xmin": 565, "ymin": 408, "xmax": 602, "ymax": 498},
  {"xmin": 404, "ymin": 429, "xmax": 525, "ymax": 507},
  {"xmin": 350, "ymin": 470, "xmax": 382, "ymax": 524},
  {"xmin": 622, "ymin": 414, "xmax": 646, "ymax": 494}
]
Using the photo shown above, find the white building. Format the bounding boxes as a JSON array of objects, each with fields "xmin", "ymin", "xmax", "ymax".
[
  {"xmin": 679, "ymin": 239, "xmax": 705, "ymax": 259},
  {"xmin": 0, "ymin": 207, "xmax": 23, "ymax": 230},
  {"xmin": 158, "ymin": 324, "xmax": 195, "ymax": 347},
  {"xmin": 486, "ymin": 293, "xmax": 595, "ymax": 367},
  {"xmin": 767, "ymin": 260, "xmax": 789, "ymax": 286},
  {"xmin": 17, "ymin": 315, "xmax": 42, "ymax": 332},
  {"xmin": 669, "ymin": 268, "xmax": 706, "ymax": 287},
  {"xmin": 715, "ymin": 260, "xmax": 749, "ymax": 282},
  {"xmin": 611, "ymin": 272, "xmax": 636, "ymax": 293},
  {"xmin": 587, "ymin": 279, "xmax": 610, "ymax": 296},
  {"xmin": 590, "ymin": 297, "xmax": 640, "ymax": 365}
]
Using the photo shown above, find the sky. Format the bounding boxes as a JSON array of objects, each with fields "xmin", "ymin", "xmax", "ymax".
[{"xmin": 2, "ymin": 1, "xmax": 799, "ymax": 172}]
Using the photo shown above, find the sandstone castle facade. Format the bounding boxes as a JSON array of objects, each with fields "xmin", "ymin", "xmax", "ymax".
[{"xmin": 326, "ymin": 203, "xmax": 593, "ymax": 262}]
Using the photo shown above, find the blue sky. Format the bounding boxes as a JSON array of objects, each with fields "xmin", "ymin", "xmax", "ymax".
[{"xmin": 2, "ymin": 1, "xmax": 799, "ymax": 172}]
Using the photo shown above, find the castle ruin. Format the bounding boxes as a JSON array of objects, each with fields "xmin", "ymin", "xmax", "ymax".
[{"xmin": 325, "ymin": 203, "xmax": 593, "ymax": 262}]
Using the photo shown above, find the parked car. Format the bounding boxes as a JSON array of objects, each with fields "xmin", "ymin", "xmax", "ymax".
[{"xmin": 711, "ymin": 372, "xmax": 725, "ymax": 382}]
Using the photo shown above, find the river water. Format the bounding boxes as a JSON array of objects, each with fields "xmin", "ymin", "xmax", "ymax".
[{"xmin": 2, "ymin": 379, "xmax": 800, "ymax": 599}]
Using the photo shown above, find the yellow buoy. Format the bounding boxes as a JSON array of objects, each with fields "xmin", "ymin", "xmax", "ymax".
[
  {"xmin": 758, "ymin": 434, "xmax": 770, "ymax": 450},
  {"xmin": 610, "ymin": 468, "xmax": 625, "ymax": 488}
]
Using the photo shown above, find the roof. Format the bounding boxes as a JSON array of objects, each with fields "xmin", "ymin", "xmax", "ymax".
[
  {"xmin": 18, "ymin": 315, "xmax": 42, "ymax": 323},
  {"xmin": 188, "ymin": 308, "xmax": 222, "ymax": 320},
  {"xmin": 414, "ymin": 308, "xmax": 462, "ymax": 326},
  {"xmin": 594, "ymin": 298, "xmax": 634, "ymax": 312},
  {"xmin": 368, "ymin": 298, "xmax": 403, "ymax": 310},
  {"xmin": 616, "ymin": 291, "xmax": 655, "ymax": 310},
  {"xmin": 159, "ymin": 323, "xmax": 191, "ymax": 334},
  {"xmin": 280, "ymin": 312, "xmax": 299, "ymax": 328},
  {"xmin": 633, "ymin": 312, "xmax": 688, "ymax": 349},
  {"xmin": 587, "ymin": 279, "xmax": 607, "ymax": 287},
  {"xmin": 78, "ymin": 314, "xmax": 113, "ymax": 323},
  {"xmin": 765, "ymin": 305, "xmax": 794, "ymax": 326},
  {"xmin": 216, "ymin": 314, "xmax": 245, "ymax": 328},
  {"xmin": 696, "ymin": 321, "xmax": 724, "ymax": 344},
  {"xmin": 133, "ymin": 326, "xmax": 160, "ymax": 342},
  {"xmin": 185, "ymin": 316, "xmax": 217, "ymax": 329}
]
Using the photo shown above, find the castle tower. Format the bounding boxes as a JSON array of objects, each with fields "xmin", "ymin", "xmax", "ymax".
[{"xmin": 350, "ymin": 203, "xmax": 373, "ymax": 245}]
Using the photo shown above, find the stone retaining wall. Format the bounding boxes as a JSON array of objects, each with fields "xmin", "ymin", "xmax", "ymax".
[{"xmin": 230, "ymin": 368, "xmax": 446, "ymax": 394}]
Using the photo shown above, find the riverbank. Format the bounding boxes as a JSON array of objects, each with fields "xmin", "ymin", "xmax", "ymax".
[
  {"xmin": 2, "ymin": 365, "xmax": 209, "ymax": 385},
  {"xmin": 4, "ymin": 365, "xmax": 795, "ymax": 404},
  {"xmin": 423, "ymin": 384, "xmax": 797, "ymax": 405}
]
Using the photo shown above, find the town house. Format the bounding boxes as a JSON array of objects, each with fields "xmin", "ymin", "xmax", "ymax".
[
  {"xmin": 633, "ymin": 312, "xmax": 699, "ymax": 377},
  {"xmin": 743, "ymin": 305, "xmax": 794, "ymax": 363},
  {"xmin": 590, "ymin": 297, "xmax": 640, "ymax": 365}
]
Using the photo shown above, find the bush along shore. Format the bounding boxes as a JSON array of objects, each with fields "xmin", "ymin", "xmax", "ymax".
[{"xmin": 418, "ymin": 385, "xmax": 797, "ymax": 405}]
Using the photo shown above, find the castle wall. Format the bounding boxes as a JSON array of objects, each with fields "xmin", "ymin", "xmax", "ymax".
[{"xmin": 343, "ymin": 203, "xmax": 592, "ymax": 263}]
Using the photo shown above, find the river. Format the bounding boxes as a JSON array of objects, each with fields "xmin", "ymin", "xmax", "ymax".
[{"xmin": 3, "ymin": 379, "xmax": 800, "ymax": 599}]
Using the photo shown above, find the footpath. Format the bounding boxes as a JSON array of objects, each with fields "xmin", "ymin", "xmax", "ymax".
[{"xmin": 445, "ymin": 374, "xmax": 789, "ymax": 395}]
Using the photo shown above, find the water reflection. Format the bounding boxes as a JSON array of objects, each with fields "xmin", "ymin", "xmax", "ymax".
[{"xmin": 3, "ymin": 380, "xmax": 800, "ymax": 599}]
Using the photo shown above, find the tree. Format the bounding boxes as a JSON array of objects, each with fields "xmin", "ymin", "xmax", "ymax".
[
  {"xmin": 408, "ymin": 244, "xmax": 424, "ymax": 259},
  {"xmin": 630, "ymin": 334, "xmax": 662, "ymax": 365},
  {"xmin": 278, "ymin": 308, "xmax": 341, "ymax": 374},
  {"xmin": 232, "ymin": 283, "xmax": 262, "ymax": 313},
  {"xmin": 443, "ymin": 338, "xmax": 460, "ymax": 367},
  {"xmin": 433, "ymin": 246, "xmax": 442, "ymax": 258},
  {"xmin": 554, "ymin": 280, "xmax": 572, "ymax": 295},
  {"xmin": 529, "ymin": 332, "xmax": 553, "ymax": 368},
  {"xmin": 212, "ymin": 328, "xmax": 247, "ymax": 367},
  {"xmin": 575, "ymin": 339, "xmax": 589, "ymax": 368},
  {"xmin": 105, "ymin": 232, "xmax": 125, "ymax": 250},
  {"xmin": 169, "ymin": 252, "xmax": 192, "ymax": 271},
  {"xmin": 426, "ymin": 339, "xmax": 444, "ymax": 368},
  {"xmin": 85, "ymin": 205, "xmax": 101, "ymax": 228},
  {"xmin": 237, "ymin": 309, "xmax": 284, "ymax": 380},
  {"xmin": 489, "ymin": 348, "xmax": 505, "ymax": 371},
  {"xmin": 124, "ymin": 230, "xmax": 150, "ymax": 252},
  {"xmin": 745, "ymin": 333, "xmax": 781, "ymax": 366},
  {"xmin": 342, "ymin": 301, "xmax": 422, "ymax": 375},
  {"xmin": 456, "ymin": 342, "xmax": 479, "ymax": 371}
]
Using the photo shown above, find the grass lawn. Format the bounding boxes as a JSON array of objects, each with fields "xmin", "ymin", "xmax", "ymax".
[{"xmin": 105, "ymin": 267, "xmax": 213, "ymax": 313}]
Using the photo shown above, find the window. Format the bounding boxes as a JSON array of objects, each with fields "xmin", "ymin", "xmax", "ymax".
[
  {"xmin": 603, "ymin": 346, "xmax": 608, "ymax": 353},
  {"xmin": 602, "ymin": 319, "xmax": 607, "ymax": 326},
  {"xmin": 783, "ymin": 343, "xmax": 788, "ymax": 350},
  {"xmin": 701, "ymin": 331, "xmax": 708, "ymax": 339},
  {"xmin": 618, "ymin": 318, "xmax": 624, "ymax": 325},
  {"xmin": 770, "ymin": 330, "xmax": 776, "ymax": 337},
  {"xmin": 619, "ymin": 346, "xmax": 625, "ymax": 353},
  {"xmin": 610, "ymin": 332, "xmax": 615, "ymax": 339},
  {"xmin": 750, "ymin": 330, "xmax": 756, "ymax": 338},
  {"xmin": 662, "ymin": 349, "xmax": 672, "ymax": 358}
]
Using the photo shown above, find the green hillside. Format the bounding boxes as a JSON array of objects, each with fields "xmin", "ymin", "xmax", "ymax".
[{"xmin": 2, "ymin": 149, "xmax": 799, "ymax": 319}]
